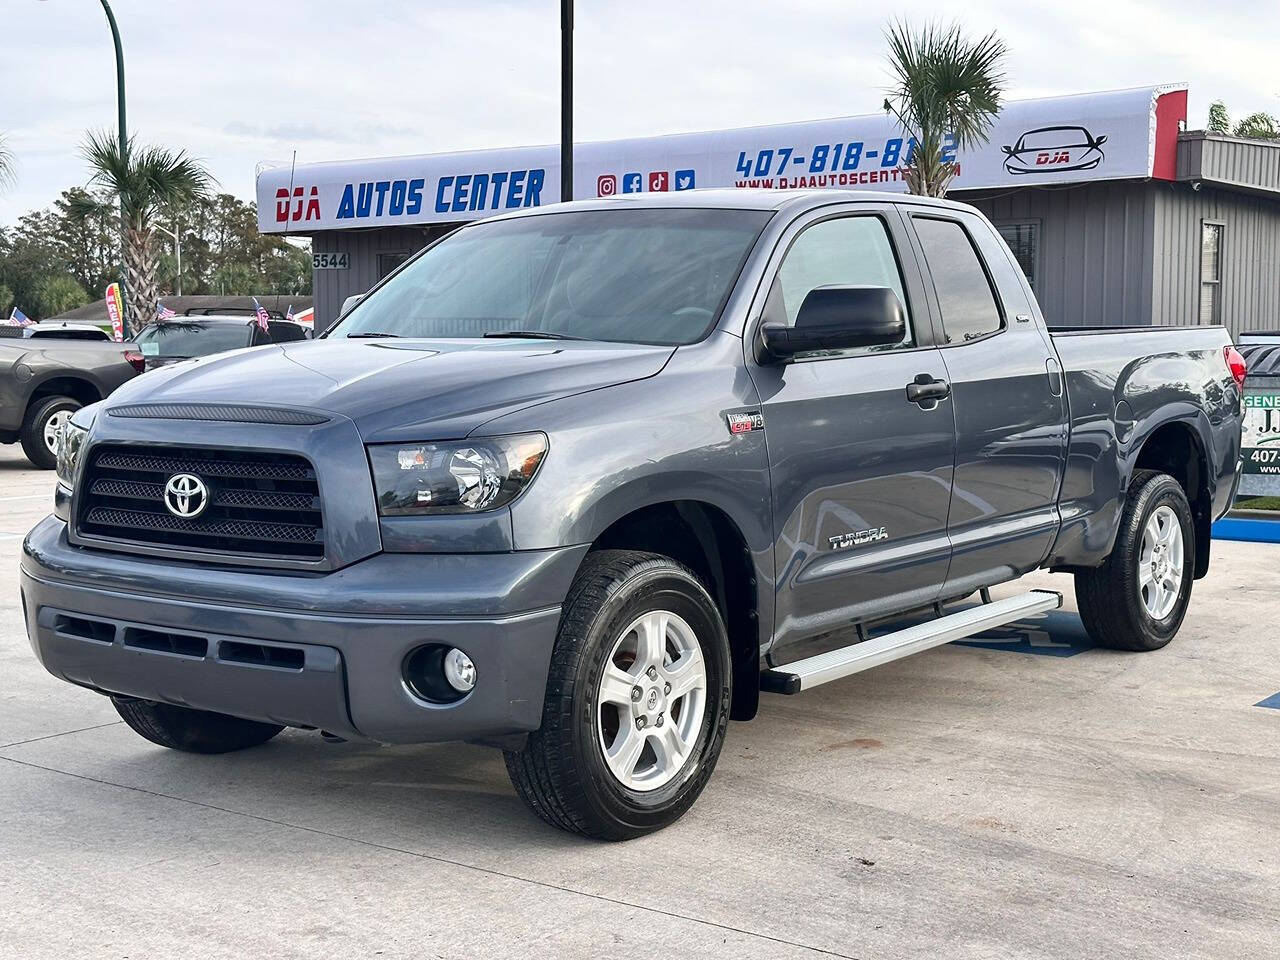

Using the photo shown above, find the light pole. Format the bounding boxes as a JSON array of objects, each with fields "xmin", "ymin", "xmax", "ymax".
[
  {"xmin": 99, "ymin": 0, "xmax": 127, "ymax": 162},
  {"xmin": 561, "ymin": 0, "xmax": 573, "ymax": 202}
]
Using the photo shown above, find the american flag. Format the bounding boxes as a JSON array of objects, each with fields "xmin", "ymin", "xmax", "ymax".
[
  {"xmin": 155, "ymin": 301, "xmax": 176, "ymax": 321},
  {"xmin": 251, "ymin": 297, "xmax": 271, "ymax": 333},
  {"xmin": 5, "ymin": 307, "xmax": 32, "ymax": 327}
]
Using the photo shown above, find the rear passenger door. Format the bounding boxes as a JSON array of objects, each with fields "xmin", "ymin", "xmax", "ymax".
[
  {"xmin": 905, "ymin": 211, "xmax": 1068, "ymax": 598},
  {"xmin": 750, "ymin": 206, "xmax": 957, "ymax": 659}
]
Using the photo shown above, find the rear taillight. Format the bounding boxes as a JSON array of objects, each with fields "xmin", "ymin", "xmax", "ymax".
[
  {"xmin": 1224, "ymin": 345, "xmax": 1247, "ymax": 392},
  {"xmin": 123, "ymin": 350, "xmax": 146, "ymax": 373}
]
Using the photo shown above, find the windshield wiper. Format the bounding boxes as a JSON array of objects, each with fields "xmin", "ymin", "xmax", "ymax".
[
  {"xmin": 345, "ymin": 331, "xmax": 401, "ymax": 339},
  {"xmin": 483, "ymin": 330, "xmax": 586, "ymax": 341}
]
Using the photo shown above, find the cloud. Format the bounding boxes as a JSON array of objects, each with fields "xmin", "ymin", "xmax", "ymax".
[{"xmin": 1, "ymin": 0, "xmax": 1277, "ymax": 223}]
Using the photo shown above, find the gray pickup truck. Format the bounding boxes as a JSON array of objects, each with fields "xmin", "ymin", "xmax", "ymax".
[
  {"xmin": 22, "ymin": 190, "xmax": 1244, "ymax": 839},
  {"xmin": 1, "ymin": 329, "xmax": 141, "ymax": 468}
]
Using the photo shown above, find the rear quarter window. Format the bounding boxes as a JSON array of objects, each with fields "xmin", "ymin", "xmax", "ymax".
[{"xmin": 912, "ymin": 217, "xmax": 1004, "ymax": 344}]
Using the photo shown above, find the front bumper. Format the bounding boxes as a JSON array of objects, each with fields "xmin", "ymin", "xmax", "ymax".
[{"xmin": 21, "ymin": 516, "xmax": 588, "ymax": 744}]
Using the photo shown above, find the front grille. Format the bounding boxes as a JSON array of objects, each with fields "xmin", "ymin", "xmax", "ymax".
[{"xmin": 78, "ymin": 444, "xmax": 324, "ymax": 560}]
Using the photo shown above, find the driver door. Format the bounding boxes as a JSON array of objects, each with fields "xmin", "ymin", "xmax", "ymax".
[{"xmin": 750, "ymin": 207, "xmax": 956, "ymax": 661}]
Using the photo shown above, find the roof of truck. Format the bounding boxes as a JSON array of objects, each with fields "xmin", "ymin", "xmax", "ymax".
[{"xmin": 483, "ymin": 188, "xmax": 972, "ymax": 223}]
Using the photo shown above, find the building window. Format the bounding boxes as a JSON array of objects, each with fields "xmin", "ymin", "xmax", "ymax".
[
  {"xmin": 995, "ymin": 222, "xmax": 1038, "ymax": 292},
  {"xmin": 377, "ymin": 252, "xmax": 410, "ymax": 279},
  {"xmin": 1200, "ymin": 222, "xmax": 1224, "ymax": 325}
]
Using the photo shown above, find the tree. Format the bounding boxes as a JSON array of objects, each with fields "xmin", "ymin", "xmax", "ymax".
[
  {"xmin": 1205, "ymin": 102, "xmax": 1280, "ymax": 141},
  {"xmin": 882, "ymin": 20, "xmax": 1007, "ymax": 197},
  {"xmin": 76, "ymin": 130, "xmax": 212, "ymax": 333},
  {"xmin": 34, "ymin": 274, "xmax": 89, "ymax": 317},
  {"xmin": 1234, "ymin": 112, "xmax": 1280, "ymax": 141},
  {"xmin": 1207, "ymin": 101, "xmax": 1231, "ymax": 135}
]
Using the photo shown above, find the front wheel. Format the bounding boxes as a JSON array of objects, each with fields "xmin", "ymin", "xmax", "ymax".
[
  {"xmin": 20, "ymin": 395, "xmax": 81, "ymax": 470},
  {"xmin": 1075, "ymin": 470, "xmax": 1194, "ymax": 651},
  {"xmin": 505, "ymin": 550, "xmax": 732, "ymax": 840}
]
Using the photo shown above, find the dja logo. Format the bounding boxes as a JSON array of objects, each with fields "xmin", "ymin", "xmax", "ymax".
[
  {"xmin": 1036, "ymin": 152, "xmax": 1072, "ymax": 166},
  {"xmin": 276, "ymin": 185, "xmax": 321, "ymax": 223}
]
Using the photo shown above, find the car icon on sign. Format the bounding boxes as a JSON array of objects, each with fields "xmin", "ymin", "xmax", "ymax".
[{"xmin": 1001, "ymin": 126, "xmax": 1108, "ymax": 175}]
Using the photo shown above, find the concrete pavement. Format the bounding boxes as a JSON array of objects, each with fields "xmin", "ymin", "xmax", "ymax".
[{"xmin": 2, "ymin": 442, "xmax": 1278, "ymax": 959}]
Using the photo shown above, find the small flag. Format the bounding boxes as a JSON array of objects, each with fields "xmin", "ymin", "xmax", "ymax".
[
  {"xmin": 6, "ymin": 307, "xmax": 33, "ymax": 327},
  {"xmin": 251, "ymin": 296, "xmax": 271, "ymax": 333},
  {"xmin": 285, "ymin": 303, "xmax": 294, "ymax": 323},
  {"xmin": 155, "ymin": 301, "xmax": 176, "ymax": 321}
]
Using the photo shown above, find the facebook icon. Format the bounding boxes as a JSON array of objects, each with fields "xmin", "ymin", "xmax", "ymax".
[
  {"xmin": 621, "ymin": 173, "xmax": 643, "ymax": 193},
  {"xmin": 674, "ymin": 169, "xmax": 696, "ymax": 191}
]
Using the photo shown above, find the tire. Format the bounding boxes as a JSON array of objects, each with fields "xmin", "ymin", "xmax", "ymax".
[
  {"xmin": 20, "ymin": 395, "xmax": 81, "ymax": 470},
  {"xmin": 505, "ymin": 550, "xmax": 732, "ymax": 840},
  {"xmin": 112, "ymin": 697, "xmax": 284, "ymax": 754},
  {"xmin": 1075, "ymin": 470, "xmax": 1195, "ymax": 651}
]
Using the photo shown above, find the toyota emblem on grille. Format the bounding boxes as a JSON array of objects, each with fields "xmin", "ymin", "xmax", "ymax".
[{"xmin": 163, "ymin": 473, "xmax": 209, "ymax": 519}]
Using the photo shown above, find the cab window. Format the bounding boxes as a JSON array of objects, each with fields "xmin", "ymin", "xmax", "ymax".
[
  {"xmin": 912, "ymin": 217, "xmax": 1004, "ymax": 344},
  {"xmin": 766, "ymin": 215, "xmax": 913, "ymax": 356}
]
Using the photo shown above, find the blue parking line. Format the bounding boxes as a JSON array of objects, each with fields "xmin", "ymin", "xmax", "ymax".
[
  {"xmin": 1255, "ymin": 692, "xmax": 1280, "ymax": 710},
  {"xmin": 1212, "ymin": 517, "xmax": 1280, "ymax": 543},
  {"xmin": 952, "ymin": 612, "xmax": 1095, "ymax": 658}
]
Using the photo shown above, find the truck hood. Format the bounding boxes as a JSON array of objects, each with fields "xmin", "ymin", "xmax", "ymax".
[{"xmin": 104, "ymin": 337, "xmax": 675, "ymax": 441}]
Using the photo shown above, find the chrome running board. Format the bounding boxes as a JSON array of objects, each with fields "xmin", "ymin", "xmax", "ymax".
[{"xmin": 760, "ymin": 589, "xmax": 1063, "ymax": 695}]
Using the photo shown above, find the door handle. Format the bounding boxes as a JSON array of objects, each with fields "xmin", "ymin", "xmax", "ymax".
[{"xmin": 906, "ymin": 374, "xmax": 951, "ymax": 406}]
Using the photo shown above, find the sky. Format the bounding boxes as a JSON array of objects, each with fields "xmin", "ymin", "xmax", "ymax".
[{"xmin": 2, "ymin": 0, "xmax": 1278, "ymax": 224}]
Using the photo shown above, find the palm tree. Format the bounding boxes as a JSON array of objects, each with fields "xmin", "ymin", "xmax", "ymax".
[
  {"xmin": 0, "ymin": 133, "xmax": 14, "ymax": 191},
  {"xmin": 77, "ymin": 130, "xmax": 212, "ymax": 333},
  {"xmin": 882, "ymin": 21, "xmax": 1007, "ymax": 197}
]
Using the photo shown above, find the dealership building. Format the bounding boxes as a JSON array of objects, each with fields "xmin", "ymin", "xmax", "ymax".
[{"xmin": 257, "ymin": 85, "xmax": 1280, "ymax": 335}]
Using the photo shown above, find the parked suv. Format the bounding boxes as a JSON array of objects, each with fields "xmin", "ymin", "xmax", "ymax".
[
  {"xmin": 23, "ymin": 191, "xmax": 1243, "ymax": 839},
  {"xmin": 133, "ymin": 308, "xmax": 308, "ymax": 371}
]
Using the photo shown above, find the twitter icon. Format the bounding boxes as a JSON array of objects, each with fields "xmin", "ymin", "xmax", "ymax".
[{"xmin": 674, "ymin": 169, "xmax": 696, "ymax": 191}]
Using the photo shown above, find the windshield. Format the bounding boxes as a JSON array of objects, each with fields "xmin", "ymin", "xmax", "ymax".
[
  {"xmin": 134, "ymin": 321, "xmax": 252, "ymax": 357},
  {"xmin": 329, "ymin": 208, "xmax": 771, "ymax": 345}
]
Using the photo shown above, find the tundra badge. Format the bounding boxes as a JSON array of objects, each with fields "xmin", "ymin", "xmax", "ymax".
[{"xmin": 829, "ymin": 527, "xmax": 888, "ymax": 550}]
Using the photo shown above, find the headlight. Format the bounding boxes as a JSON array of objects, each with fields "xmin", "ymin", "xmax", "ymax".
[
  {"xmin": 55, "ymin": 419, "xmax": 89, "ymax": 490},
  {"xmin": 367, "ymin": 434, "xmax": 547, "ymax": 516}
]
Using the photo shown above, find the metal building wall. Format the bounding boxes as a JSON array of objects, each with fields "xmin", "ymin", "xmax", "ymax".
[
  {"xmin": 310, "ymin": 226, "xmax": 450, "ymax": 331},
  {"xmin": 1149, "ymin": 182, "xmax": 1280, "ymax": 337},
  {"xmin": 1178, "ymin": 135, "xmax": 1280, "ymax": 197},
  {"xmin": 962, "ymin": 181, "xmax": 1157, "ymax": 328}
]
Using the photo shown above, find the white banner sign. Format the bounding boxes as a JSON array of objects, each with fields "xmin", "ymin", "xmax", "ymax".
[{"xmin": 258, "ymin": 85, "xmax": 1186, "ymax": 234}]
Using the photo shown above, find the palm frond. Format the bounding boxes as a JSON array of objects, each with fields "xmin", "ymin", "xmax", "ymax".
[
  {"xmin": 883, "ymin": 20, "xmax": 1008, "ymax": 196},
  {"xmin": 0, "ymin": 133, "xmax": 14, "ymax": 191}
]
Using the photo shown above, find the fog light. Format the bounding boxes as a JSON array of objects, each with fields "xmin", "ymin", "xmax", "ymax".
[
  {"xmin": 402, "ymin": 644, "xmax": 475, "ymax": 704},
  {"xmin": 443, "ymin": 647, "xmax": 476, "ymax": 693}
]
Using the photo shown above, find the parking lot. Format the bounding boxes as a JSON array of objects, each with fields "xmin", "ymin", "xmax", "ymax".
[{"xmin": 2, "ymin": 442, "xmax": 1278, "ymax": 959}]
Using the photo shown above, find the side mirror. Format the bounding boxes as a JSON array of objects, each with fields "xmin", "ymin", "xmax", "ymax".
[
  {"xmin": 339, "ymin": 293, "xmax": 365, "ymax": 318},
  {"xmin": 1094, "ymin": 134, "xmax": 1108, "ymax": 146},
  {"xmin": 759, "ymin": 286, "xmax": 906, "ymax": 362},
  {"xmin": 1001, "ymin": 144, "xmax": 1014, "ymax": 154}
]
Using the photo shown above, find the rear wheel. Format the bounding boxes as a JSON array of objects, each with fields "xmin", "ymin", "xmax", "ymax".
[
  {"xmin": 505, "ymin": 550, "xmax": 732, "ymax": 840},
  {"xmin": 20, "ymin": 395, "xmax": 81, "ymax": 470},
  {"xmin": 1075, "ymin": 470, "xmax": 1194, "ymax": 651},
  {"xmin": 112, "ymin": 697, "xmax": 284, "ymax": 754}
]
